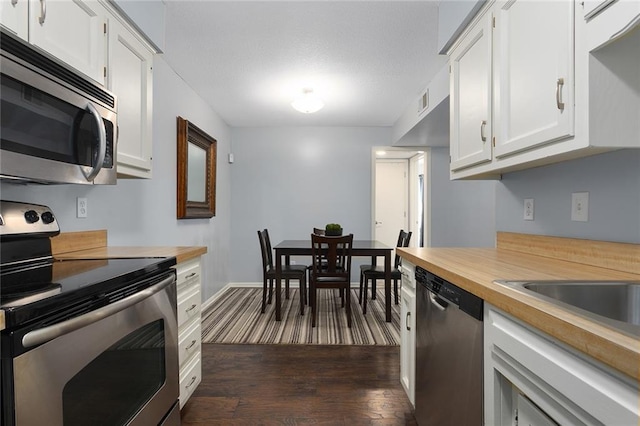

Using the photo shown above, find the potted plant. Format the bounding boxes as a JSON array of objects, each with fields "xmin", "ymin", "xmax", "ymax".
[{"xmin": 325, "ymin": 223, "xmax": 343, "ymax": 236}]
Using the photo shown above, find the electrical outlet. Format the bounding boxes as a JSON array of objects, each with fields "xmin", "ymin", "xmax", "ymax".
[
  {"xmin": 77, "ymin": 197, "xmax": 88, "ymax": 218},
  {"xmin": 571, "ymin": 192, "xmax": 589, "ymax": 222},
  {"xmin": 524, "ymin": 198, "xmax": 534, "ymax": 221}
]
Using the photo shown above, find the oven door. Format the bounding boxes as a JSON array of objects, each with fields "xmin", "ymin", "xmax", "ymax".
[
  {"xmin": 0, "ymin": 36, "xmax": 116, "ymax": 185},
  {"xmin": 11, "ymin": 273, "xmax": 178, "ymax": 426}
]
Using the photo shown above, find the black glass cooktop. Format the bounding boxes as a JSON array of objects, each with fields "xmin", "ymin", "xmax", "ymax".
[{"xmin": 1, "ymin": 257, "xmax": 176, "ymax": 329}]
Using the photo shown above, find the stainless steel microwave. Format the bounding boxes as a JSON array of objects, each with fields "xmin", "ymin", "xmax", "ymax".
[{"xmin": 0, "ymin": 31, "xmax": 117, "ymax": 185}]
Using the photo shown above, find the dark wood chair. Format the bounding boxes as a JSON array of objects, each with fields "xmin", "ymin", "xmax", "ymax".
[
  {"xmin": 309, "ymin": 233, "xmax": 354, "ymax": 327},
  {"xmin": 358, "ymin": 230, "xmax": 412, "ymax": 314},
  {"xmin": 257, "ymin": 229, "xmax": 308, "ymax": 315}
]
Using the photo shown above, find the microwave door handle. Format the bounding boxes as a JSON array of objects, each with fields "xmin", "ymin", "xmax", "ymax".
[{"xmin": 84, "ymin": 102, "xmax": 106, "ymax": 182}]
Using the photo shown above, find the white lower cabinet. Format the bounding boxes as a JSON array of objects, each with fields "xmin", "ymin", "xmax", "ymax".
[
  {"xmin": 399, "ymin": 262, "xmax": 416, "ymax": 407},
  {"xmin": 175, "ymin": 257, "xmax": 202, "ymax": 408},
  {"xmin": 484, "ymin": 304, "xmax": 639, "ymax": 425}
]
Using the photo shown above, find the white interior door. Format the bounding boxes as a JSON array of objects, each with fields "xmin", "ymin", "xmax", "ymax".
[{"xmin": 374, "ymin": 160, "xmax": 408, "ymax": 247}]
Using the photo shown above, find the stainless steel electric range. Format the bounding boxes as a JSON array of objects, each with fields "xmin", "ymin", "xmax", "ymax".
[{"xmin": 0, "ymin": 200, "xmax": 180, "ymax": 426}]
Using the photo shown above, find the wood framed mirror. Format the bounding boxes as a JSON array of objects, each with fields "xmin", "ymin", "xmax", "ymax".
[{"xmin": 177, "ymin": 116, "xmax": 216, "ymax": 219}]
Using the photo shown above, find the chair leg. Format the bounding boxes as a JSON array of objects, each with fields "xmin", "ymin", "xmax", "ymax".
[
  {"xmin": 394, "ymin": 278, "xmax": 399, "ymax": 305},
  {"xmin": 261, "ymin": 277, "xmax": 268, "ymax": 313},
  {"xmin": 311, "ymin": 286, "xmax": 317, "ymax": 327},
  {"xmin": 371, "ymin": 279, "xmax": 377, "ymax": 300},
  {"xmin": 341, "ymin": 288, "xmax": 345, "ymax": 307},
  {"xmin": 362, "ymin": 276, "xmax": 368, "ymax": 315},
  {"xmin": 346, "ymin": 285, "xmax": 351, "ymax": 328},
  {"xmin": 268, "ymin": 278, "xmax": 274, "ymax": 304},
  {"xmin": 285, "ymin": 278, "xmax": 290, "ymax": 299},
  {"xmin": 299, "ymin": 277, "xmax": 305, "ymax": 316},
  {"xmin": 358, "ymin": 271, "xmax": 364, "ymax": 303}
]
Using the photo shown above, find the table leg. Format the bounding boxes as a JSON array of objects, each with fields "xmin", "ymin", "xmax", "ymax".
[
  {"xmin": 385, "ymin": 251, "xmax": 391, "ymax": 322},
  {"xmin": 275, "ymin": 250, "xmax": 282, "ymax": 321}
]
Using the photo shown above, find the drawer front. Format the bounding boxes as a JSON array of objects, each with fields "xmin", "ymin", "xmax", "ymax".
[
  {"xmin": 177, "ymin": 286, "xmax": 201, "ymax": 328},
  {"xmin": 179, "ymin": 353, "xmax": 202, "ymax": 408},
  {"xmin": 175, "ymin": 259, "xmax": 201, "ymax": 289},
  {"xmin": 179, "ymin": 318, "xmax": 202, "ymax": 368}
]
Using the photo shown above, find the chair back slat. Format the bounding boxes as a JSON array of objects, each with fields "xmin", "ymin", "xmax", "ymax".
[
  {"xmin": 311, "ymin": 233, "xmax": 353, "ymax": 279},
  {"xmin": 263, "ymin": 228, "xmax": 275, "ymax": 269},
  {"xmin": 257, "ymin": 230, "xmax": 271, "ymax": 273},
  {"xmin": 393, "ymin": 230, "xmax": 413, "ymax": 268}
]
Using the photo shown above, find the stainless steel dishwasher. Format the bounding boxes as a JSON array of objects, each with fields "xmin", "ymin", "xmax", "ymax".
[{"xmin": 414, "ymin": 266, "xmax": 483, "ymax": 425}]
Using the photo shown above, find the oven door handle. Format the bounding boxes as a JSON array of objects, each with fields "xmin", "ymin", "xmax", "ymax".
[{"xmin": 22, "ymin": 275, "xmax": 174, "ymax": 348}]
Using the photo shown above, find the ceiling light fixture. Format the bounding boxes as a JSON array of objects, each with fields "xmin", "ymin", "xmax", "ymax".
[{"xmin": 291, "ymin": 88, "xmax": 324, "ymax": 114}]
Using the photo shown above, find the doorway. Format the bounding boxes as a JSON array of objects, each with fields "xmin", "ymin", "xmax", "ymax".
[{"xmin": 372, "ymin": 147, "xmax": 429, "ymax": 248}]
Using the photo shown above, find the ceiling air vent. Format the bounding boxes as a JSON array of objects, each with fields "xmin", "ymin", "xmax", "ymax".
[{"xmin": 418, "ymin": 89, "xmax": 429, "ymax": 115}]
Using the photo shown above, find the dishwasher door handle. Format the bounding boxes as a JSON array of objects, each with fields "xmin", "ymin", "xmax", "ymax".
[{"xmin": 428, "ymin": 292, "xmax": 448, "ymax": 311}]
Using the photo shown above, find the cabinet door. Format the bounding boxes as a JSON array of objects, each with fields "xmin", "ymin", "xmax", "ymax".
[
  {"xmin": 29, "ymin": 0, "xmax": 106, "ymax": 84},
  {"xmin": 449, "ymin": 11, "xmax": 493, "ymax": 171},
  {"xmin": 108, "ymin": 17, "xmax": 153, "ymax": 178},
  {"xmin": 0, "ymin": 0, "xmax": 28, "ymax": 40},
  {"xmin": 400, "ymin": 286, "xmax": 415, "ymax": 407},
  {"xmin": 493, "ymin": 0, "xmax": 574, "ymax": 158}
]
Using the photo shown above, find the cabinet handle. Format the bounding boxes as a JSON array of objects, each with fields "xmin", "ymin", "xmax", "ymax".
[
  {"xmin": 556, "ymin": 78, "xmax": 565, "ymax": 111},
  {"xmin": 38, "ymin": 0, "xmax": 46, "ymax": 24},
  {"xmin": 480, "ymin": 120, "xmax": 487, "ymax": 142},
  {"xmin": 185, "ymin": 339, "xmax": 197, "ymax": 350},
  {"xmin": 185, "ymin": 376, "xmax": 197, "ymax": 388},
  {"xmin": 11, "ymin": 0, "xmax": 17, "ymax": 6},
  {"xmin": 185, "ymin": 272, "xmax": 197, "ymax": 279},
  {"xmin": 185, "ymin": 303, "xmax": 197, "ymax": 313},
  {"xmin": 406, "ymin": 311, "xmax": 411, "ymax": 331}
]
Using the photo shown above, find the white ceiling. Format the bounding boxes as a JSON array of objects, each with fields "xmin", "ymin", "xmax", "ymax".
[{"xmin": 162, "ymin": 1, "xmax": 447, "ymax": 128}]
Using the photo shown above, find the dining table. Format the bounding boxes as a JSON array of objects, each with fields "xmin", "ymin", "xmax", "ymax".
[{"xmin": 273, "ymin": 239, "xmax": 394, "ymax": 322}]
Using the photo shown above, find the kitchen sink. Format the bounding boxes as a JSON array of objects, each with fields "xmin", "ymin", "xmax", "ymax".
[{"xmin": 494, "ymin": 280, "xmax": 640, "ymax": 336}]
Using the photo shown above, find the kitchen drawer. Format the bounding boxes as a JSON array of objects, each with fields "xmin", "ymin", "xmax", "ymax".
[
  {"xmin": 177, "ymin": 285, "xmax": 201, "ymax": 328},
  {"xmin": 179, "ymin": 352, "xmax": 202, "ymax": 408},
  {"xmin": 178, "ymin": 317, "xmax": 201, "ymax": 369},
  {"xmin": 176, "ymin": 258, "xmax": 201, "ymax": 289},
  {"xmin": 401, "ymin": 262, "xmax": 415, "ymax": 291}
]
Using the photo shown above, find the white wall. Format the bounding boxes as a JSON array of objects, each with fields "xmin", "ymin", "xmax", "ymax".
[
  {"xmin": 429, "ymin": 147, "xmax": 497, "ymax": 247},
  {"xmin": 229, "ymin": 126, "xmax": 393, "ymax": 283},
  {"xmin": 496, "ymin": 149, "xmax": 640, "ymax": 244},
  {"xmin": 0, "ymin": 57, "xmax": 232, "ymax": 302}
]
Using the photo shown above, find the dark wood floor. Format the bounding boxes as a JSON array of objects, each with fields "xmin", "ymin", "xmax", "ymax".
[{"xmin": 180, "ymin": 344, "xmax": 417, "ymax": 425}]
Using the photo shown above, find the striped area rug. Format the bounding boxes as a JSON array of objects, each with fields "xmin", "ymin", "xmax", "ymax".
[{"xmin": 201, "ymin": 287, "xmax": 400, "ymax": 345}]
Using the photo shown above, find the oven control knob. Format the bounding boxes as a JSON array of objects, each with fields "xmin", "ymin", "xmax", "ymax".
[
  {"xmin": 41, "ymin": 211, "xmax": 55, "ymax": 224},
  {"xmin": 24, "ymin": 210, "xmax": 40, "ymax": 223}
]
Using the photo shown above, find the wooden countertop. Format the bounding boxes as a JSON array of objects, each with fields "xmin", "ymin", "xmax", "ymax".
[
  {"xmin": 49, "ymin": 229, "xmax": 207, "ymax": 264},
  {"xmin": 398, "ymin": 234, "xmax": 640, "ymax": 380},
  {"xmin": 54, "ymin": 246, "xmax": 207, "ymax": 264}
]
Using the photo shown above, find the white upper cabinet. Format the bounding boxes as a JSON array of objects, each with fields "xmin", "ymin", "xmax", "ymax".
[
  {"xmin": 493, "ymin": 0, "xmax": 574, "ymax": 158},
  {"xmin": 107, "ymin": 16, "xmax": 154, "ymax": 178},
  {"xmin": 29, "ymin": 0, "xmax": 107, "ymax": 85},
  {"xmin": 447, "ymin": 0, "xmax": 640, "ymax": 180},
  {"xmin": 449, "ymin": 9, "xmax": 493, "ymax": 171},
  {"xmin": 0, "ymin": 0, "xmax": 28, "ymax": 40}
]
